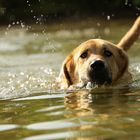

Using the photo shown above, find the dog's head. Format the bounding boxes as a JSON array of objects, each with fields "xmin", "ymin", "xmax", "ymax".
[{"xmin": 58, "ymin": 39, "xmax": 129, "ymax": 89}]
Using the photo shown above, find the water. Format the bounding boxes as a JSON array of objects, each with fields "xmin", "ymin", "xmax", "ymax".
[{"xmin": 0, "ymin": 18, "xmax": 140, "ymax": 139}]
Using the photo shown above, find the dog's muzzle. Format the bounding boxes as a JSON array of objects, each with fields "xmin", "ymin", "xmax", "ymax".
[{"xmin": 89, "ymin": 60, "xmax": 112, "ymax": 85}]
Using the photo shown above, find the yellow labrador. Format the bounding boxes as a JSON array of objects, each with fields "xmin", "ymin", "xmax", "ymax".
[{"xmin": 58, "ymin": 16, "xmax": 140, "ymax": 89}]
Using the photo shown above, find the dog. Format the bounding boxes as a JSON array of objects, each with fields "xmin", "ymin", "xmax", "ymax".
[{"xmin": 58, "ymin": 16, "xmax": 140, "ymax": 89}]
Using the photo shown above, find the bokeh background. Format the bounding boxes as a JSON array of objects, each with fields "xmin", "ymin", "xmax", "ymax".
[{"xmin": 0, "ymin": 0, "xmax": 140, "ymax": 24}]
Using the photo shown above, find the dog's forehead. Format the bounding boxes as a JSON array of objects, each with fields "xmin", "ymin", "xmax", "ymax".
[
  {"xmin": 77, "ymin": 39, "xmax": 118, "ymax": 52},
  {"xmin": 72, "ymin": 39, "xmax": 122, "ymax": 61}
]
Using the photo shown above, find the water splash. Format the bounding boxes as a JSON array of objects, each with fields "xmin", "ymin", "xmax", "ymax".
[
  {"xmin": 125, "ymin": 0, "xmax": 128, "ymax": 5},
  {"xmin": 107, "ymin": 15, "xmax": 110, "ymax": 21},
  {"xmin": 0, "ymin": 67, "xmax": 57, "ymax": 99}
]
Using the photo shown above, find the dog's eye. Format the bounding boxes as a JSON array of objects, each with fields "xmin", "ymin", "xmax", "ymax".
[
  {"xmin": 104, "ymin": 50, "xmax": 112, "ymax": 57},
  {"xmin": 80, "ymin": 51, "xmax": 88, "ymax": 59}
]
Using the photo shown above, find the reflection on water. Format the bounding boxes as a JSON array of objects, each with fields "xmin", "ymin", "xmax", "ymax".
[
  {"xmin": 0, "ymin": 18, "xmax": 140, "ymax": 139},
  {"xmin": 64, "ymin": 88, "xmax": 140, "ymax": 140}
]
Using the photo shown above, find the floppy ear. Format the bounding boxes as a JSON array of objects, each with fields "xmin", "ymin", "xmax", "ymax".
[
  {"xmin": 116, "ymin": 49, "xmax": 129, "ymax": 79},
  {"xmin": 58, "ymin": 54, "xmax": 75, "ymax": 89},
  {"xmin": 118, "ymin": 16, "xmax": 140, "ymax": 51}
]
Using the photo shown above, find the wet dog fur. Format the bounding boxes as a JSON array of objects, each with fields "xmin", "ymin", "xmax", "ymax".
[{"xmin": 58, "ymin": 16, "xmax": 140, "ymax": 89}]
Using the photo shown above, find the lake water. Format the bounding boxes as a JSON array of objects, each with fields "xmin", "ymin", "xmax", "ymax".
[{"xmin": 0, "ymin": 18, "xmax": 140, "ymax": 139}]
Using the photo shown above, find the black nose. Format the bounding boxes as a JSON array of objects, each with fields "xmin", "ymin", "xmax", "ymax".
[
  {"xmin": 89, "ymin": 60, "xmax": 111, "ymax": 85},
  {"xmin": 90, "ymin": 60, "xmax": 105, "ymax": 70}
]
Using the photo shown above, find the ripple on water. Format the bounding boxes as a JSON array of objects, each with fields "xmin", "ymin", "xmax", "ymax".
[
  {"xmin": 0, "ymin": 19, "xmax": 140, "ymax": 140},
  {"xmin": 23, "ymin": 131, "xmax": 77, "ymax": 140},
  {"xmin": 25, "ymin": 120, "xmax": 78, "ymax": 130},
  {"xmin": 36, "ymin": 105, "xmax": 64, "ymax": 112},
  {"xmin": 13, "ymin": 93, "xmax": 65, "ymax": 101},
  {"xmin": 0, "ymin": 124, "xmax": 19, "ymax": 131}
]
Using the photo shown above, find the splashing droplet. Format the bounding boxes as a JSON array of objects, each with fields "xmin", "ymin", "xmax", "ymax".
[
  {"xmin": 16, "ymin": 21, "xmax": 19, "ymax": 25},
  {"xmin": 97, "ymin": 22, "xmax": 101, "ymax": 27},
  {"xmin": 125, "ymin": 0, "xmax": 128, "ymax": 5},
  {"xmin": 12, "ymin": 22, "xmax": 15, "ymax": 25},
  {"xmin": 31, "ymin": 10, "xmax": 33, "ymax": 13},
  {"xmin": 8, "ymin": 24, "xmax": 11, "ymax": 28},
  {"xmin": 107, "ymin": 15, "xmax": 110, "ymax": 21}
]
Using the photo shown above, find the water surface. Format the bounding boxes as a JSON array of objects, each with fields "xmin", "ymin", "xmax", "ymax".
[{"xmin": 0, "ymin": 18, "xmax": 140, "ymax": 139}]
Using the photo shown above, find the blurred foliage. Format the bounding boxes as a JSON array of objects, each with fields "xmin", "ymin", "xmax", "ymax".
[
  {"xmin": 134, "ymin": 0, "xmax": 140, "ymax": 5},
  {"xmin": 0, "ymin": 0, "xmax": 140, "ymax": 24}
]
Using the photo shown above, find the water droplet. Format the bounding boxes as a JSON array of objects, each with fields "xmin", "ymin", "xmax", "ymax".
[
  {"xmin": 128, "ymin": 3, "xmax": 132, "ymax": 7},
  {"xmin": 20, "ymin": 72, "xmax": 24, "ymax": 75},
  {"xmin": 21, "ymin": 22, "xmax": 25, "ymax": 28},
  {"xmin": 20, "ymin": 84, "xmax": 24, "ymax": 88},
  {"xmin": 137, "ymin": 7, "xmax": 140, "ymax": 11},
  {"xmin": 26, "ymin": 75, "xmax": 29, "ymax": 78},
  {"xmin": 111, "ymin": 14, "xmax": 115, "ymax": 17},
  {"xmin": 125, "ymin": 0, "xmax": 128, "ymax": 5},
  {"xmin": 104, "ymin": 27, "xmax": 110, "ymax": 35},
  {"xmin": 11, "ymin": 86, "xmax": 15, "ymax": 91},
  {"xmin": 8, "ymin": 24, "xmax": 11, "ymax": 28},
  {"xmin": 107, "ymin": 16, "xmax": 110, "ymax": 20},
  {"xmin": 5, "ymin": 32, "xmax": 7, "ymax": 35},
  {"xmin": 33, "ymin": 33, "xmax": 39, "ymax": 37},
  {"xmin": 17, "ymin": 21, "xmax": 20, "ymax": 24},
  {"xmin": 17, "ymin": 80, "xmax": 20, "ymax": 84},
  {"xmin": 97, "ymin": 22, "xmax": 100, "ymax": 27},
  {"xmin": 12, "ymin": 22, "xmax": 15, "ymax": 25}
]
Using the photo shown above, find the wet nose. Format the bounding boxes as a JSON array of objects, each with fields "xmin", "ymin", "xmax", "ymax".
[{"xmin": 90, "ymin": 60, "xmax": 105, "ymax": 70}]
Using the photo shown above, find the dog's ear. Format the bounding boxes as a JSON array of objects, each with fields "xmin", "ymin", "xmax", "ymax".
[
  {"xmin": 58, "ymin": 54, "xmax": 75, "ymax": 89},
  {"xmin": 118, "ymin": 16, "xmax": 140, "ymax": 51},
  {"xmin": 116, "ymin": 49, "xmax": 129, "ymax": 79}
]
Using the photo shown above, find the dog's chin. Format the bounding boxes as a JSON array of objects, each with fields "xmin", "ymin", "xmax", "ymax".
[
  {"xmin": 85, "ymin": 78, "xmax": 112, "ymax": 89},
  {"xmin": 72, "ymin": 78, "xmax": 112, "ymax": 90},
  {"xmin": 88, "ymin": 69, "xmax": 112, "ymax": 86},
  {"xmin": 68, "ymin": 81, "xmax": 95, "ymax": 90},
  {"xmin": 90, "ymin": 77, "xmax": 112, "ymax": 86},
  {"xmin": 69, "ymin": 72, "xmax": 112, "ymax": 89}
]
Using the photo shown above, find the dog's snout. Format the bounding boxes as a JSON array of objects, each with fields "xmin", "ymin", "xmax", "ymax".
[
  {"xmin": 89, "ymin": 60, "xmax": 111, "ymax": 85},
  {"xmin": 90, "ymin": 60, "xmax": 105, "ymax": 70}
]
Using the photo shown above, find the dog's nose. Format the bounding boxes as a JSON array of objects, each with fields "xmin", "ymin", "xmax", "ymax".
[
  {"xmin": 89, "ymin": 60, "xmax": 111, "ymax": 85},
  {"xmin": 90, "ymin": 60, "xmax": 105, "ymax": 70}
]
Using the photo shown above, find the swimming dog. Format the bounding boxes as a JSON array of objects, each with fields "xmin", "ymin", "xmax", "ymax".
[{"xmin": 58, "ymin": 16, "xmax": 140, "ymax": 89}]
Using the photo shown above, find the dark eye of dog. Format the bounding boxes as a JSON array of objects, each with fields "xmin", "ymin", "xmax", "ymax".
[
  {"xmin": 104, "ymin": 49, "xmax": 112, "ymax": 57},
  {"xmin": 80, "ymin": 51, "xmax": 88, "ymax": 59}
]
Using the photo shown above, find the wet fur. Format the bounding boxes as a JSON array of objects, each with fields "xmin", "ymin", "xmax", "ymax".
[{"xmin": 58, "ymin": 16, "xmax": 140, "ymax": 89}]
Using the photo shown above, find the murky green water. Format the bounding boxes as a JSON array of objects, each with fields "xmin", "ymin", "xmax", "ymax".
[{"xmin": 0, "ymin": 18, "xmax": 140, "ymax": 139}]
